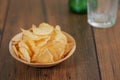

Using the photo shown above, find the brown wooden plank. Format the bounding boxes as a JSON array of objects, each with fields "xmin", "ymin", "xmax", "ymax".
[
  {"xmin": 0, "ymin": 0, "xmax": 100, "ymax": 80},
  {"xmin": 93, "ymin": 4, "xmax": 120, "ymax": 80},
  {"xmin": 0, "ymin": 0, "xmax": 9, "ymax": 45}
]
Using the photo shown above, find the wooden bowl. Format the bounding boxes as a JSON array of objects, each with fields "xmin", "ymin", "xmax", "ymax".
[{"xmin": 9, "ymin": 32, "xmax": 76, "ymax": 67}]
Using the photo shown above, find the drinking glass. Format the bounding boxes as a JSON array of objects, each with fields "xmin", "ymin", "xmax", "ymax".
[{"xmin": 87, "ymin": 0, "xmax": 119, "ymax": 28}]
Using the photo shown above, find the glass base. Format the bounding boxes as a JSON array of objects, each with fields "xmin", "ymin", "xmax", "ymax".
[{"xmin": 88, "ymin": 19, "xmax": 115, "ymax": 28}]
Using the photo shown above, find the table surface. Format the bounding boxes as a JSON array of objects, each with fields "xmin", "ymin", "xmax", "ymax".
[{"xmin": 0, "ymin": 0, "xmax": 120, "ymax": 80}]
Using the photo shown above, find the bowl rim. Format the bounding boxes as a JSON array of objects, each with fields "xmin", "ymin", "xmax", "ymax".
[{"xmin": 9, "ymin": 32, "xmax": 76, "ymax": 66}]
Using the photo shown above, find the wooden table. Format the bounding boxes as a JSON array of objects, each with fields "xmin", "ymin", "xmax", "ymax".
[{"xmin": 0, "ymin": 0, "xmax": 120, "ymax": 80}]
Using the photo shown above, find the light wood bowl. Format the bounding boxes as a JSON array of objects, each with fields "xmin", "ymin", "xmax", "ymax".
[{"xmin": 9, "ymin": 32, "xmax": 76, "ymax": 67}]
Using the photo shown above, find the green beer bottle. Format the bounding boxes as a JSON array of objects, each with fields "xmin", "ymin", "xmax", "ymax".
[{"xmin": 69, "ymin": 0, "xmax": 87, "ymax": 14}]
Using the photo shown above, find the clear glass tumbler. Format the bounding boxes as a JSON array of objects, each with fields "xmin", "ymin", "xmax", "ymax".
[{"xmin": 87, "ymin": 0, "xmax": 119, "ymax": 28}]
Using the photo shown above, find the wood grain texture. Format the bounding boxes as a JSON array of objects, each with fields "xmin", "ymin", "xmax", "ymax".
[
  {"xmin": 0, "ymin": 0, "xmax": 9, "ymax": 46},
  {"xmin": 93, "ymin": 4, "xmax": 120, "ymax": 80},
  {"xmin": 0, "ymin": 0, "xmax": 100, "ymax": 80},
  {"xmin": 45, "ymin": 0, "xmax": 100, "ymax": 80},
  {"xmin": 0, "ymin": 0, "xmax": 47, "ymax": 80}
]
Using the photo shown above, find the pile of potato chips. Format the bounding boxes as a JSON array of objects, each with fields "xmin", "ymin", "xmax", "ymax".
[{"xmin": 12, "ymin": 23, "xmax": 73, "ymax": 63}]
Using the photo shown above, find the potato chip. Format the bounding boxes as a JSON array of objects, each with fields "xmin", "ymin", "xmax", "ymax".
[
  {"xmin": 46, "ymin": 41, "xmax": 66, "ymax": 61},
  {"xmin": 18, "ymin": 40, "xmax": 32, "ymax": 56},
  {"xmin": 12, "ymin": 45, "xmax": 19, "ymax": 57},
  {"xmin": 21, "ymin": 28, "xmax": 39, "ymax": 39},
  {"xmin": 22, "ymin": 34, "xmax": 30, "ymax": 41},
  {"xmin": 18, "ymin": 41, "xmax": 29, "ymax": 50},
  {"xmin": 21, "ymin": 28, "xmax": 48, "ymax": 40},
  {"xmin": 32, "ymin": 48, "xmax": 54, "ymax": 63},
  {"xmin": 18, "ymin": 51, "xmax": 28, "ymax": 61},
  {"xmin": 26, "ymin": 40, "xmax": 35, "ymax": 54},
  {"xmin": 32, "ymin": 23, "xmax": 54, "ymax": 35},
  {"xmin": 22, "ymin": 35, "xmax": 36, "ymax": 53},
  {"xmin": 54, "ymin": 25, "xmax": 67, "ymax": 44},
  {"xmin": 63, "ymin": 43, "xmax": 73, "ymax": 57},
  {"xmin": 35, "ymin": 36, "xmax": 50, "ymax": 47},
  {"xmin": 12, "ymin": 34, "xmax": 21, "ymax": 42},
  {"xmin": 64, "ymin": 33, "xmax": 74, "ymax": 56},
  {"xmin": 19, "ymin": 47, "xmax": 30, "ymax": 62}
]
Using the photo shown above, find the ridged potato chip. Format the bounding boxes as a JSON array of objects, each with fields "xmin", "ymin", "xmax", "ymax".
[
  {"xmin": 21, "ymin": 28, "xmax": 48, "ymax": 40},
  {"xmin": 64, "ymin": 43, "xmax": 73, "ymax": 58},
  {"xmin": 19, "ymin": 47, "xmax": 31, "ymax": 62},
  {"xmin": 32, "ymin": 23, "xmax": 54, "ymax": 35},
  {"xmin": 54, "ymin": 25, "xmax": 67, "ymax": 44},
  {"xmin": 18, "ymin": 41, "xmax": 32, "ymax": 56},
  {"xmin": 47, "ymin": 41, "xmax": 65, "ymax": 61},
  {"xmin": 32, "ymin": 48, "xmax": 54, "ymax": 63},
  {"xmin": 35, "ymin": 36, "xmax": 50, "ymax": 47},
  {"xmin": 22, "ymin": 35, "xmax": 36, "ymax": 54},
  {"xmin": 12, "ymin": 45, "xmax": 19, "ymax": 57}
]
